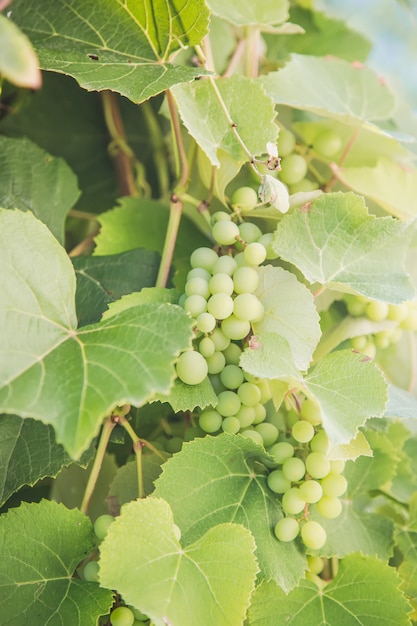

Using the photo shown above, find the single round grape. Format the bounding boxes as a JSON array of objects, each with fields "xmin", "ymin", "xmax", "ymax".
[
  {"xmin": 292, "ymin": 420, "xmax": 315, "ymax": 444},
  {"xmin": 190, "ymin": 247, "xmax": 218, "ymax": 272},
  {"xmin": 257, "ymin": 233, "xmax": 278, "ymax": 260},
  {"xmin": 220, "ymin": 364, "xmax": 245, "ymax": 389},
  {"xmin": 222, "ymin": 416, "xmax": 241, "ymax": 434},
  {"xmin": 185, "ymin": 277, "xmax": 210, "ymax": 298},
  {"xmin": 267, "ymin": 469, "xmax": 291, "ymax": 494},
  {"xmin": 255, "ymin": 422, "xmax": 279, "ymax": 447},
  {"xmin": 316, "ymin": 495, "xmax": 343, "ymax": 519},
  {"xmin": 308, "ymin": 556, "xmax": 324, "ymax": 575},
  {"xmin": 209, "ymin": 272, "xmax": 234, "ymax": 295},
  {"xmin": 233, "ymin": 266, "xmax": 259, "ymax": 294},
  {"xmin": 212, "ymin": 220, "xmax": 240, "ymax": 246},
  {"xmin": 176, "ymin": 350, "xmax": 208, "ymax": 385},
  {"xmin": 301, "ymin": 521, "xmax": 327, "ymax": 550},
  {"xmin": 221, "ymin": 315, "xmax": 251, "ymax": 340},
  {"xmin": 212, "ymin": 255, "xmax": 237, "ymax": 276},
  {"xmin": 239, "ymin": 222, "xmax": 262, "ymax": 243},
  {"xmin": 274, "ymin": 517, "xmax": 299, "ymax": 542},
  {"xmin": 301, "ymin": 399, "xmax": 322, "ymax": 426},
  {"xmin": 401, "ymin": 307, "xmax": 417, "ymax": 331},
  {"xmin": 238, "ymin": 382, "xmax": 261, "ymax": 406},
  {"xmin": 310, "ymin": 430, "xmax": 329, "ymax": 454},
  {"xmin": 252, "ymin": 402, "xmax": 267, "ymax": 424},
  {"xmin": 207, "ymin": 293, "xmax": 234, "ymax": 320},
  {"xmin": 244, "ymin": 242, "xmax": 267, "ymax": 266},
  {"xmin": 165, "ymin": 437, "xmax": 183, "ymax": 454},
  {"xmin": 306, "ymin": 452, "xmax": 331, "ymax": 479},
  {"xmin": 313, "ymin": 129, "xmax": 342, "ymax": 158},
  {"xmin": 280, "ymin": 154, "xmax": 308, "ymax": 186},
  {"xmin": 374, "ymin": 331, "xmax": 391, "ymax": 350},
  {"xmin": 282, "ymin": 488, "xmax": 306, "ymax": 515},
  {"xmin": 363, "ymin": 339, "xmax": 376, "ymax": 359},
  {"xmin": 236, "ymin": 405, "xmax": 256, "ymax": 428},
  {"xmin": 205, "ymin": 350, "xmax": 226, "ymax": 374},
  {"xmin": 282, "ymin": 457, "xmax": 306, "ymax": 482},
  {"xmin": 110, "ymin": 606, "xmax": 135, "ymax": 626},
  {"xmin": 199, "ymin": 409, "xmax": 222, "ymax": 433},
  {"xmin": 233, "ymin": 293, "xmax": 264, "ymax": 322},
  {"xmin": 183, "ymin": 426, "xmax": 204, "ymax": 442},
  {"xmin": 366, "ymin": 300, "xmax": 389, "ymax": 322},
  {"xmin": 196, "ymin": 312, "xmax": 216, "ymax": 334},
  {"xmin": 350, "ymin": 335, "xmax": 368, "ymax": 351},
  {"xmin": 240, "ymin": 429, "xmax": 264, "ymax": 445},
  {"xmin": 83, "ymin": 560, "xmax": 99, "ymax": 582},
  {"xmin": 321, "ymin": 473, "xmax": 348, "ymax": 497},
  {"xmin": 183, "ymin": 294, "xmax": 207, "ymax": 317},
  {"xmin": 278, "ymin": 128, "xmax": 296, "ymax": 157},
  {"xmin": 231, "ymin": 186, "xmax": 259, "ymax": 212},
  {"xmin": 94, "ymin": 514, "xmax": 115, "ymax": 541},
  {"xmin": 210, "ymin": 328, "xmax": 230, "ymax": 351},
  {"xmin": 211, "ymin": 210, "xmax": 232, "ymax": 224},
  {"xmin": 257, "ymin": 380, "xmax": 272, "ymax": 403},
  {"xmin": 299, "ymin": 479, "xmax": 323, "ymax": 504},
  {"xmin": 330, "ymin": 459, "xmax": 346, "ymax": 474},
  {"xmin": 217, "ymin": 390, "xmax": 242, "ymax": 417},
  {"xmin": 187, "ymin": 267, "xmax": 211, "ymax": 281},
  {"xmin": 269, "ymin": 441, "xmax": 295, "ymax": 463},
  {"xmin": 387, "ymin": 302, "xmax": 408, "ymax": 322},
  {"xmin": 223, "ymin": 342, "xmax": 242, "ymax": 365}
]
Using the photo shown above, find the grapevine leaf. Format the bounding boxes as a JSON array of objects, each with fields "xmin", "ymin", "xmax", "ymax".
[
  {"xmin": 240, "ymin": 332, "xmax": 302, "ymax": 381},
  {"xmin": 248, "ymin": 554, "xmax": 412, "ymax": 626},
  {"xmin": 155, "ymin": 377, "xmax": 218, "ymax": 412},
  {"xmin": 0, "ymin": 12, "xmax": 41, "ymax": 88},
  {"xmin": 327, "ymin": 431, "xmax": 373, "ymax": 461},
  {"xmin": 345, "ymin": 430, "xmax": 398, "ymax": 498},
  {"xmin": 333, "ymin": 157, "xmax": 417, "ymax": 219},
  {"xmin": 385, "ymin": 384, "xmax": 417, "ymax": 419},
  {"xmin": 0, "ymin": 136, "xmax": 80, "ymax": 244},
  {"xmin": 102, "ymin": 288, "xmax": 181, "ymax": 320},
  {"xmin": 253, "ymin": 266, "xmax": 321, "ymax": 371},
  {"xmin": 73, "ymin": 249, "xmax": 161, "ymax": 326},
  {"xmin": 171, "ymin": 75, "xmax": 278, "ymax": 168},
  {"xmin": 0, "ymin": 500, "xmax": 113, "ymax": 625},
  {"xmin": 260, "ymin": 54, "xmax": 395, "ymax": 124},
  {"xmin": 0, "ymin": 414, "xmax": 92, "ymax": 507},
  {"xmin": 305, "ymin": 350, "xmax": 388, "ymax": 448},
  {"xmin": 206, "ymin": 0, "xmax": 289, "ymax": 27},
  {"xmin": 99, "ymin": 497, "xmax": 258, "ymax": 626},
  {"xmin": 0, "ymin": 210, "xmax": 193, "ymax": 458},
  {"xmin": 396, "ymin": 493, "xmax": 417, "ymax": 604},
  {"xmin": 154, "ymin": 434, "xmax": 307, "ymax": 591},
  {"xmin": 10, "ymin": 0, "xmax": 210, "ymax": 103},
  {"xmin": 107, "ymin": 454, "xmax": 166, "ymax": 511},
  {"xmin": 273, "ymin": 192, "xmax": 415, "ymax": 303}
]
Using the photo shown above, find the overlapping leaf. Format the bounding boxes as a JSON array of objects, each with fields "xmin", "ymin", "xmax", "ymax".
[
  {"xmin": 207, "ymin": 0, "xmax": 289, "ymax": 27},
  {"xmin": 0, "ymin": 210, "xmax": 192, "ymax": 458},
  {"xmin": 11, "ymin": 0, "xmax": 210, "ymax": 103},
  {"xmin": 240, "ymin": 332, "xmax": 302, "ymax": 381},
  {"xmin": 0, "ymin": 12, "xmax": 41, "ymax": 88}
]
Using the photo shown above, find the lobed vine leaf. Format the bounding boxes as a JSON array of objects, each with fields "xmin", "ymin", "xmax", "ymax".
[
  {"xmin": 206, "ymin": 0, "xmax": 289, "ymax": 27},
  {"xmin": 155, "ymin": 377, "xmax": 218, "ymax": 412},
  {"xmin": 99, "ymin": 497, "xmax": 258, "ymax": 626},
  {"xmin": 107, "ymin": 454, "xmax": 166, "ymax": 511},
  {"xmin": 396, "ymin": 493, "xmax": 417, "ymax": 605},
  {"xmin": 0, "ymin": 12, "xmax": 41, "ymax": 88},
  {"xmin": 239, "ymin": 332, "xmax": 302, "ymax": 381},
  {"xmin": 273, "ymin": 192, "xmax": 415, "ymax": 303},
  {"xmin": 0, "ymin": 500, "xmax": 113, "ymax": 625},
  {"xmin": 10, "ymin": 0, "xmax": 210, "ymax": 103}
]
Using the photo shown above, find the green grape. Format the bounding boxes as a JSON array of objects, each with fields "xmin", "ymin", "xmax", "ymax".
[
  {"xmin": 94, "ymin": 514, "xmax": 115, "ymax": 541},
  {"xmin": 221, "ymin": 315, "xmax": 251, "ymax": 340},
  {"xmin": 205, "ymin": 350, "xmax": 226, "ymax": 374},
  {"xmin": 257, "ymin": 380, "xmax": 272, "ymax": 403},
  {"xmin": 233, "ymin": 266, "xmax": 259, "ymax": 294},
  {"xmin": 236, "ymin": 405, "xmax": 256, "ymax": 428},
  {"xmin": 289, "ymin": 179, "xmax": 319, "ymax": 194},
  {"xmin": 252, "ymin": 402, "xmax": 267, "ymax": 424},
  {"xmin": 207, "ymin": 293, "xmax": 234, "ymax": 320},
  {"xmin": 238, "ymin": 222, "xmax": 262, "ymax": 243},
  {"xmin": 83, "ymin": 560, "xmax": 99, "ymax": 582},
  {"xmin": 196, "ymin": 312, "xmax": 216, "ymax": 334},
  {"xmin": 374, "ymin": 331, "xmax": 392, "ymax": 350},
  {"xmin": 209, "ymin": 272, "xmax": 234, "ymax": 295},
  {"xmin": 190, "ymin": 247, "xmax": 218, "ymax": 272},
  {"xmin": 329, "ymin": 459, "xmax": 345, "ymax": 474},
  {"xmin": 316, "ymin": 495, "xmax": 343, "ymax": 519},
  {"xmin": 299, "ymin": 479, "xmax": 323, "ymax": 504},
  {"xmin": 175, "ymin": 350, "xmax": 208, "ymax": 385},
  {"xmin": 212, "ymin": 220, "xmax": 240, "ymax": 246},
  {"xmin": 308, "ymin": 555, "xmax": 324, "ymax": 575},
  {"xmin": 282, "ymin": 457, "xmax": 306, "ymax": 482},
  {"xmin": 306, "ymin": 452, "xmax": 331, "ymax": 479},
  {"xmin": 222, "ymin": 416, "xmax": 241, "ymax": 434},
  {"xmin": 312, "ymin": 129, "xmax": 342, "ymax": 157},
  {"xmin": 210, "ymin": 328, "xmax": 230, "ymax": 351},
  {"xmin": 321, "ymin": 473, "xmax": 348, "ymax": 497},
  {"xmin": 220, "ymin": 364, "xmax": 245, "ymax": 389},
  {"xmin": 400, "ymin": 307, "xmax": 417, "ymax": 330},
  {"xmin": 363, "ymin": 338, "xmax": 376, "ymax": 359},
  {"xmin": 240, "ymin": 429, "xmax": 264, "ymax": 445},
  {"xmin": 238, "ymin": 382, "xmax": 261, "ymax": 406},
  {"xmin": 185, "ymin": 277, "xmax": 210, "ymax": 298},
  {"xmin": 280, "ymin": 154, "xmax": 308, "ymax": 185},
  {"xmin": 223, "ymin": 342, "xmax": 242, "ymax": 365},
  {"xmin": 130, "ymin": 607, "xmax": 150, "ymax": 622},
  {"xmin": 292, "ymin": 419, "xmax": 315, "ymax": 443},
  {"xmin": 387, "ymin": 302, "xmax": 408, "ymax": 322},
  {"xmin": 217, "ymin": 390, "xmax": 241, "ymax": 417},
  {"xmin": 366, "ymin": 300, "xmax": 389, "ymax": 322},
  {"xmin": 165, "ymin": 437, "xmax": 183, "ymax": 454},
  {"xmin": 187, "ymin": 267, "xmax": 211, "ymax": 281},
  {"xmin": 274, "ymin": 517, "xmax": 299, "ymax": 542},
  {"xmin": 301, "ymin": 521, "xmax": 327, "ymax": 550},
  {"xmin": 183, "ymin": 294, "xmax": 207, "ymax": 317},
  {"xmin": 212, "ymin": 254, "xmax": 237, "ymax": 276},
  {"xmin": 269, "ymin": 441, "xmax": 295, "ymax": 463},
  {"xmin": 344, "ymin": 294, "xmax": 367, "ymax": 316},
  {"xmin": 244, "ymin": 241, "xmax": 267, "ymax": 266},
  {"xmin": 267, "ymin": 469, "xmax": 292, "ymax": 493},
  {"xmin": 278, "ymin": 128, "xmax": 296, "ymax": 157},
  {"xmin": 211, "ymin": 210, "xmax": 232, "ymax": 224},
  {"xmin": 285, "ymin": 410, "xmax": 299, "ymax": 429},
  {"xmin": 282, "ymin": 488, "xmax": 306, "ymax": 515},
  {"xmin": 199, "ymin": 409, "xmax": 222, "ymax": 433},
  {"xmin": 350, "ymin": 335, "xmax": 368, "ymax": 351},
  {"xmin": 183, "ymin": 426, "xmax": 204, "ymax": 441},
  {"xmin": 110, "ymin": 606, "xmax": 135, "ymax": 626},
  {"xmin": 233, "ymin": 251, "xmax": 246, "ymax": 267},
  {"xmin": 233, "ymin": 293, "xmax": 264, "ymax": 322},
  {"xmin": 301, "ymin": 398, "xmax": 322, "ymax": 426},
  {"xmin": 257, "ymin": 233, "xmax": 278, "ymax": 260},
  {"xmin": 255, "ymin": 422, "xmax": 279, "ymax": 447},
  {"xmin": 231, "ymin": 186, "xmax": 259, "ymax": 212},
  {"xmin": 310, "ymin": 430, "xmax": 329, "ymax": 454}
]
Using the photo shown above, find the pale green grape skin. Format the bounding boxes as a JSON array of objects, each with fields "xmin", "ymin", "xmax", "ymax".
[
  {"xmin": 205, "ymin": 351, "xmax": 226, "ymax": 375},
  {"xmin": 316, "ymin": 495, "xmax": 343, "ymax": 519},
  {"xmin": 387, "ymin": 302, "xmax": 408, "ymax": 322},
  {"xmin": 308, "ymin": 555, "xmax": 324, "ymax": 575},
  {"xmin": 94, "ymin": 514, "xmax": 115, "ymax": 541},
  {"xmin": 301, "ymin": 521, "xmax": 327, "ymax": 550},
  {"xmin": 199, "ymin": 409, "xmax": 222, "ymax": 433},
  {"xmin": 176, "ymin": 350, "xmax": 208, "ymax": 385},
  {"xmin": 236, "ymin": 405, "xmax": 256, "ymax": 428},
  {"xmin": 212, "ymin": 220, "xmax": 240, "ymax": 246},
  {"xmin": 301, "ymin": 399, "xmax": 322, "ymax": 426},
  {"xmin": 400, "ymin": 307, "xmax": 417, "ymax": 331},
  {"xmin": 223, "ymin": 342, "xmax": 242, "ymax": 365},
  {"xmin": 239, "ymin": 222, "xmax": 262, "ymax": 243},
  {"xmin": 252, "ymin": 402, "xmax": 267, "ymax": 424},
  {"xmin": 274, "ymin": 517, "xmax": 299, "ymax": 542},
  {"xmin": 244, "ymin": 242, "xmax": 267, "ymax": 266},
  {"xmin": 292, "ymin": 420, "xmax": 315, "ymax": 443},
  {"xmin": 289, "ymin": 179, "xmax": 319, "ymax": 194},
  {"xmin": 310, "ymin": 430, "xmax": 329, "ymax": 454},
  {"xmin": 267, "ymin": 469, "xmax": 291, "ymax": 494},
  {"xmin": 278, "ymin": 128, "xmax": 296, "ymax": 157},
  {"xmin": 329, "ymin": 459, "xmax": 345, "ymax": 474},
  {"xmin": 222, "ymin": 416, "xmax": 241, "ymax": 434},
  {"xmin": 130, "ymin": 607, "xmax": 150, "ymax": 622},
  {"xmin": 240, "ymin": 429, "xmax": 264, "ymax": 445},
  {"xmin": 221, "ymin": 315, "xmax": 251, "ymax": 340},
  {"xmin": 255, "ymin": 422, "xmax": 279, "ymax": 447},
  {"xmin": 207, "ymin": 293, "xmax": 234, "ymax": 320},
  {"xmin": 282, "ymin": 488, "xmax": 306, "ymax": 515},
  {"xmin": 269, "ymin": 441, "xmax": 294, "ymax": 463},
  {"xmin": 110, "ymin": 607, "xmax": 135, "ymax": 626},
  {"xmin": 257, "ymin": 233, "xmax": 278, "ymax": 260},
  {"xmin": 257, "ymin": 380, "xmax": 272, "ymax": 403},
  {"xmin": 282, "ymin": 457, "xmax": 306, "ymax": 482},
  {"xmin": 233, "ymin": 266, "xmax": 259, "ymax": 294},
  {"xmin": 187, "ymin": 267, "xmax": 211, "ymax": 281},
  {"xmin": 185, "ymin": 277, "xmax": 210, "ymax": 298},
  {"xmin": 190, "ymin": 247, "xmax": 218, "ymax": 272},
  {"xmin": 212, "ymin": 255, "xmax": 237, "ymax": 276},
  {"xmin": 366, "ymin": 300, "xmax": 389, "ymax": 322},
  {"xmin": 196, "ymin": 312, "xmax": 216, "ymax": 334},
  {"xmin": 217, "ymin": 390, "xmax": 242, "ymax": 417},
  {"xmin": 211, "ymin": 210, "xmax": 231, "ymax": 224},
  {"xmin": 299, "ymin": 479, "xmax": 323, "ymax": 504},
  {"xmin": 220, "ymin": 364, "xmax": 245, "ymax": 389},
  {"xmin": 231, "ymin": 186, "xmax": 259, "ymax": 212},
  {"xmin": 233, "ymin": 293, "xmax": 263, "ymax": 321},
  {"xmin": 280, "ymin": 154, "xmax": 308, "ymax": 185},
  {"xmin": 210, "ymin": 328, "xmax": 230, "ymax": 351},
  {"xmin": 321, "ymin": 473, "xmax": 347, "ymax": 497},
  {"xmin": 238, "ymin": 382, "xmax": 261, "ymax": 406},
  {"xmin": 313, "ymin": 129, "xmax": 342, "ymax": 158},
  {"xmin": 306, "ymin": 452, "xmax": 331, "ymax": 479},
  {"xmin": 184, "ymin": 294, "xmax": 207, "ymax": 317},
  {"xmin": 350, "ymin": 335, "xmax": 368, "ymax": 351},
  {"xmin": 83, "ymin": 560, "xmax": 99, "ymax": 582},
  {"xmin": 165, "ymin": 437, "xmax": 183, "ymax": 454},
  {"xmin": 345, "ymin": 295, "xmax": 367, "ymax": 316},
  {"xmin": 209, "ymin": 273, "xmax": 234, "ymax": 295}
]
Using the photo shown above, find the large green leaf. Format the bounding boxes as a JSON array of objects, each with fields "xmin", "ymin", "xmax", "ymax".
[
  {"xmin": 0, "ymin": 12, "xmax": 41, "ymax": 88},
  {"xmin": 99, "ymin": 497, "xmax": 258, "ymax": 626},
  {"xmin": 0, "ymin": 136, "xmax": 80, "ymax": 244},
  {"xmin": 155, "ymin": 377, "xmax": 218, "ymax": 412},
  {"xmin": 273, "ymin": 192, "xmax": 415, "ymax": 303},
  {"xmin": 206, "ymin": 0, "xmax": 289, "ymax": 26},
  {"xmin": 0, "ymin": 209, "xmax": 192, "ymax": 458},
  {"xmin": 248, "ymin": 554, "xmax": 412, "ymax": 626},
  {"xmin": 239, "ymin": 332, "xmax": 302, "ymax": 381},
  {"xmin": 0, "ymin": 500, "xmax": 113, "ymax": 625},
  {"xmin": 396, "ymin": 493, "xmax": 417, "ymax": 604},
  {"xmin": 154, "ymin": 434, "xmax": 307, "ymax": 591},
  {"xmin": 107, "ymin": 454, "xmax": 166, "ymax": 510},
  {"xmin": 11, "ymin": 0, "xmax": 210, "ymax": 102}
]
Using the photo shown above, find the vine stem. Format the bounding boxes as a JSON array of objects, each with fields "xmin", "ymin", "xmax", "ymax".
[
  {"xmin": 141, "ymin": 100, "xmax": 171, "ymax": 199},
  {"xmin": 80, "ymin": 416, "xmax": 117, "ymax": 515},
  {"xmin": 324, "ymin": 127, "xmax": 360, "ymax": 191},
  {"xmin": 245, "ymin": 26, "xmax": 261, "ymax": 78}
]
